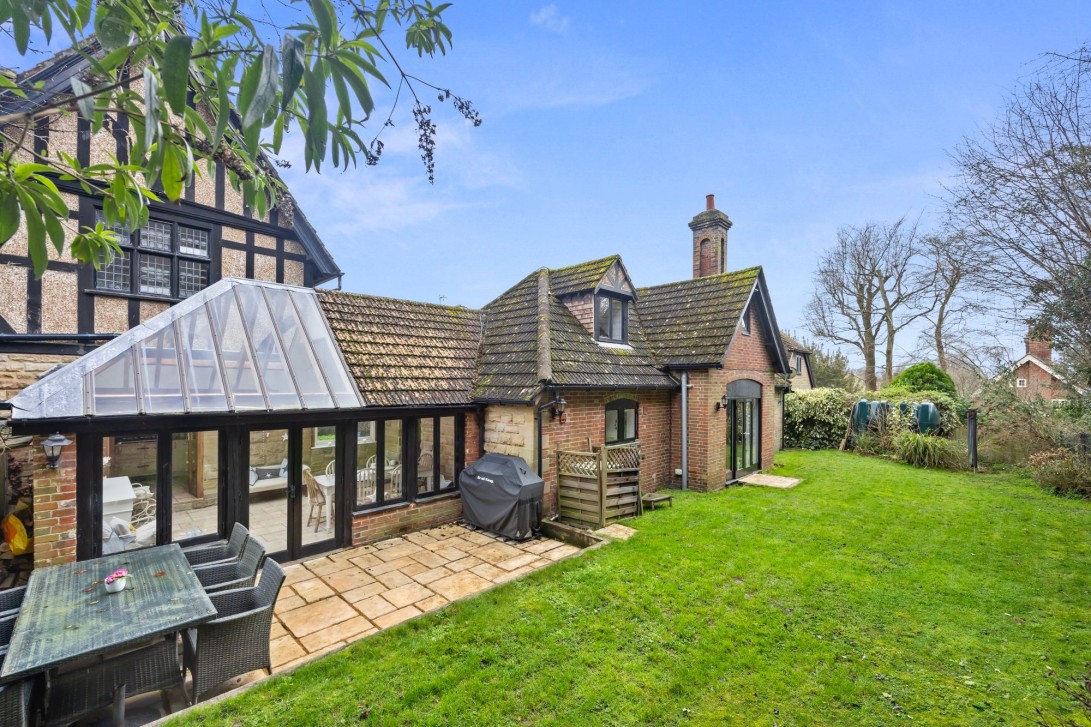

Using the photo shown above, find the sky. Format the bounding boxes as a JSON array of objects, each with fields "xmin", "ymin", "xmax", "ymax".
[
  {"xmin": 7, "ymin": 1, "xmax": 1091, "ymax": 365},
  {"xmin": 271, "ymin": 0, "xmax": 1090, "ymax": 362}
]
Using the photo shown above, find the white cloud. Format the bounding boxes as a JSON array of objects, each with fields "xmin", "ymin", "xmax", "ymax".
[{"xmin": 530, "ymin": 4, "xmax": 570, "ymax": 34}]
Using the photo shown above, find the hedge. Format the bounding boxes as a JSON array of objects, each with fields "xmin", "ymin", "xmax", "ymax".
[{"xmin": 783, "ymin": 388, "xmax": 853, "ymax": 449}]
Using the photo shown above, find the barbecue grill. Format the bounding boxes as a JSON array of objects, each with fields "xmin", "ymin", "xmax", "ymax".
[{"xmin": 459, "ymin": 453, "xmax": 544, "ymax": 541}]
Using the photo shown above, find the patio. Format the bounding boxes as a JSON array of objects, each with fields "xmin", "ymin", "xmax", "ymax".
[{"xmin": 103, "ymin": 522, "xmax": 582, "ymax": 724}]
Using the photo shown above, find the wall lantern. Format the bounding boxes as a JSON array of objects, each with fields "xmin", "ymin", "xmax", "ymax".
[
  {"xmin": 42, "ymin": 433, "xmax": 72, "ymax": 469},
  {"xmin": 715, "ymin": 394, "xmax": 729, "ymax": 412},
  {"xmin": 551, "ymin": 396, "xmax": 567, "ymax": 420}
]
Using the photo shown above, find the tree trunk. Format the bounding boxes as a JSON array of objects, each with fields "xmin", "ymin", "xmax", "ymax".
[{"xmin": 862, "ymin": 336, "xmax": 878, "ymax": 391}]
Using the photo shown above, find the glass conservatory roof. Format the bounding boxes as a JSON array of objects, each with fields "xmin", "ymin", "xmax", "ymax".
[{"xmin": 9, "ymin": 279, "xmax": 363, "ymax": 420}]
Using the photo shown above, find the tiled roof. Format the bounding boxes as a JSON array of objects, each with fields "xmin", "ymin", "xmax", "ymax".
[
  {"xmin": 319, "ymin": 290, "xmax": 483, "ymax": 407},
  {"xmin": 474, "ymin": 272, "xmax": 544, "ymax": 402},
  {"xmin": 474, "ymin": 260, "xmax": 676, "ymax": 403},
  {"xmin": 637, "ymin": 268, "xmax": 761, "ymax": 367},
  {"xmin": 781, "ymin": 332, "xmax": 810, "ymax": 353},
  {"xmin": 549, "ymin": 256, "xmax": 620, "ymax": 297},
  {"xmin": 548, "ymin": 296, "xmax": 674, "ymax": 390}
]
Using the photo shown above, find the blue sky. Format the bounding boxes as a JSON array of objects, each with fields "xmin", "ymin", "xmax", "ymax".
[
  {"xmin": 276, "ymin": 1, "xmax": 1089, "ymax": 357},
  {"xmin": 6, "ymin": 2, "xmax": 1089, "ymax": 362}
]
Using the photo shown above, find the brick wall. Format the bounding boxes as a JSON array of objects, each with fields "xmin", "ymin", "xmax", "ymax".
[
  {"xmin": 349, "ymin": 411, "xmax": 480, "ymax": 546},
  {"xmin": 30, "ymin": 433, "xmax": 78, "ymax": 567},
  {"xmin": 539, "ymin": 390, "xmax": 673, "ymax": 512},
  {"xmin": 670, "ymin": 304, "xmax": 778, "ymax": 492},
  {"xmin": 560, "ymin": 293, "xmax": 595, "ymax": 336},
  {"xmin": 1014, "ymin": 360, "xmax": 1068, "ymax": 401},
  {"xmin": 0, "ymin": 353, "xmax": 78, "ymax": 401},
  {"xmin": 692, "ymin": 233, "xmax": 727, "ymax": 278}
]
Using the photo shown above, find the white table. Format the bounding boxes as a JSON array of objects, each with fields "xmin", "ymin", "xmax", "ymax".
[{"xmin": 313, "ymin": 473, "xmax": 336, "ymax": 532}]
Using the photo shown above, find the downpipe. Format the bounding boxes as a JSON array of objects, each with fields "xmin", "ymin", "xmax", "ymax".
[{"xmin": 681, "ymin": 371, "xmax": 689, "ymax": 490}]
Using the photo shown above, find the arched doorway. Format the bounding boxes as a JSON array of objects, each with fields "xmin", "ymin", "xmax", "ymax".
[{"xmin": 725, "ymin": 379, "xmax": 761, "ymax": 480}]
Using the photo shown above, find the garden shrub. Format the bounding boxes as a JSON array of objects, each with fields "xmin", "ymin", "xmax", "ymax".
[
  {"xmin": 890, "ymin": 362, "xmax": 958, "ymax": 397},
  {"xmin": 974, "ymin": 376, "xmax": 1091, "ymax": 468},
  {"xmin": 894, "ymin": 432, "xmax": 966, "ymax": 470},
  {"xmin": 1028, "ymin": 448, "xmax": 1091, "ymax": 497},
  {"xmin": 783, "ymin": 388, "xmax": 852, "ymax": 449}
]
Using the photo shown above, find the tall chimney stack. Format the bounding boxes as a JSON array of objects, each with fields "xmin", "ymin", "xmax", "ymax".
[
  {"xmin": 1025, "ymin": 324, "xmax": 1053, "ymax": 363},
  {"xmin": 689, "ymin": 194, "xmax": 733, "ymax": 278}
]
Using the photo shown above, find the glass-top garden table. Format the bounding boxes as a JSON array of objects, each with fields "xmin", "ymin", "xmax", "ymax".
[{"xmin": 0, "ymin": 543, "xmax": 217, "ymax": 680}]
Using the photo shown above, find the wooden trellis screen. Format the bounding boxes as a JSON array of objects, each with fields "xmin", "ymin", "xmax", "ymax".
[{"xmin": 556, "ymin": 441, "xmax": 642, "ymax": 528}]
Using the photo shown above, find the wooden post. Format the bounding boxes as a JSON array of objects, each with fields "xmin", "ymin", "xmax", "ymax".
[
  {"xmin": 598, "ymin": 445, "xmax": 608, "ymax": 528},
  {"xmin": 967, "ymin": 408, "xmax": 978, "ymax": 473}
]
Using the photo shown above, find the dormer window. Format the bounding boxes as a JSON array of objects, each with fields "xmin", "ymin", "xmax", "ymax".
[{"xmin": 596, "ymin": 294, "xmax": 628, "ymax": 344}]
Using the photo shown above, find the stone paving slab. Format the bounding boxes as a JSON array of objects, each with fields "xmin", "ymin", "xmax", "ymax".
[
  {"xmin": 269, "ymin": 524, "xmax": 574, "ymax": 670},
  {"xmin": 595, "ymin": 523, "xmax": 637, "ymax": 540},
  {"xmin": 739, "ymin": 473, "xmax": 802, "ymax": 489}
]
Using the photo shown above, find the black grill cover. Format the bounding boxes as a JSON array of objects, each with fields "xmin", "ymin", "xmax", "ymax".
[{"xmin": 460, "ymin": 453, "xmax": 545, "ymax": 541}]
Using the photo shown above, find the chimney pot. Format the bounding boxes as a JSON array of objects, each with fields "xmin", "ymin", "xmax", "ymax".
[{"xmin": 706, "ymin": 194, "xmax": 715, "ymax": 211}]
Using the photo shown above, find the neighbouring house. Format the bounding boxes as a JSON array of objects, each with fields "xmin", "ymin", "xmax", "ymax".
[
  {"xmin": 1004, "ymin": 329, "xmax": 1074, "ymax": 404},
  {"xmin": 781, "ymin": 333, "xmax": 815, "ymax": 391},
  {"xmin": 0, "ymin": 45, "xmax": 340, "ymax": 580},
  {"xmin": 772, "ymin": 332, "xmax": 814, "ymax": 451},
  {"xmin": 5, "ymin": 144, "xmax": 791, "ymax": 570}
]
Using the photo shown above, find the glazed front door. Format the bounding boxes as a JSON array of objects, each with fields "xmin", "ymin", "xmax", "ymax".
[{"xmin": 726, "ymin": 397, "xmax": 761, "ymax": 480}]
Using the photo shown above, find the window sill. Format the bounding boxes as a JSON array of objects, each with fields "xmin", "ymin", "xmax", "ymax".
[
  {"xmin": 596, "ymin": 341, "xmax": 632, "ymax": 350},
  {"xmin": 415, "ymin": 489, "xmax": 460, "ymax": 503},
  {"xmin": 85, "ymin": 288, "xmax": 182, "ymax": 304},
  {"xmin": 352, "ymin": 500, "xmax": 410, "ymax": 517}
]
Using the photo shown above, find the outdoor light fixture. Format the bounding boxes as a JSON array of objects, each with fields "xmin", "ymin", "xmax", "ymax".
[
  {"xmin": 551, "ymin": 396, "xmax": 567, "ymax": 420},
  {"xmin": 715, "ymin": 394, "xmax": 729, "ymax": 412},
  {"xmin": 41, "ymin": 433, "xmax": 71, "ymax": 469}
]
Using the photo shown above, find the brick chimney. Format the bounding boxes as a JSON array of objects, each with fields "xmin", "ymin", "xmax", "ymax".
[
  {"xmin": 1025, "ymin": 325, "xmax": 1052, "ymax": 363},
  {"xmin": 689, "ymin": 193, "xmax": 732, "ymax": 278}
]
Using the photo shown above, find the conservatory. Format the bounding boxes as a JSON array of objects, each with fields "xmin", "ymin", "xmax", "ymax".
[{"xmin": 7, "ymin": 279, "xmax": 473, "ymax": 565}]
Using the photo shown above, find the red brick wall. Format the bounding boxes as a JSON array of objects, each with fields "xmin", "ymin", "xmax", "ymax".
[
  {"xmin": 351, "ymin": 494, "xmax": 463, "ymax": 545},
  {"xmin": 350, "ymin": 411, "xmax": 480, "ymax": 545},
  {"xmin": 539, "ymin": 390, "xmax": 672, "ymax": 512},
  {"xmin": 1013, "ymin": 360, "xmax": 1067, "ymax": 401},
  {"xmin": 692, "ymin": 234, "xmax": 726, "ymax": 278},
  {"xmin": 30, "ymin": 433, "xmax": 78, "ymax": 567},
  {"xmin": 560, "ymin": 293, "xmax": 595, "ymax": 336},
  {"xmin": 669, "ymin": 304, "xmax": 777, "ymax": 492}
]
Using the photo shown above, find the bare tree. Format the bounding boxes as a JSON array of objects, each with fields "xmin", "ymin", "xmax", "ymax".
[
  {"xmin": 805, "ymin": 223, "xmax": 887, "ymax": 390},
  {"xmin": 806, "ymin": 219, "xmax": 933, "ymax": 390},
  {"xmin": 876, "ymin": 217, "xmax": 935, "ymax": 384},
  {"xmin": 946, "ymin": 44, "xmax": 1091, "ymax": 385},
  {"xmin": 916, "ymin": 230, "xmax": 985, "ymax": 372}
]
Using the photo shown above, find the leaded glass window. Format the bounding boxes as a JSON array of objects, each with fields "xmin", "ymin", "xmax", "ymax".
[
  {"xmin": 179, "ymin": 226, "xmax": 209, "ymax": 256},
  {"xmin": 139, "ymin": 255, "xmax": 172, "ymax": 296},
  {"xmin": 178, "ymin": 260, "xmax": 209, "ymax": 299},
  {"xmin": 140, "ymin": 220, "xmax": 173, "ymax": 251}
]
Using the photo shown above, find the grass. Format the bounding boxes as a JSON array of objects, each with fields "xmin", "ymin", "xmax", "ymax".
[{"xmin": 171, "ymin": 450, "xmax": 1091, "ymax": 726}]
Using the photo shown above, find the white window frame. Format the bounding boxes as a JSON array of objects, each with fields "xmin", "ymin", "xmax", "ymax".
[{"xmin": 1015, "ymin": 378, "xmax": 1028, "ymax": 388}]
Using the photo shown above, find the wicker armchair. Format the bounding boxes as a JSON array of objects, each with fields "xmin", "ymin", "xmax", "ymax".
[
  {"xmin": 183, "ymin": 523, "xmax": 250, "ymax": 567},
  {"xmin": 46, "ymin": 637, "xmax": 181, "ymax": 726},
  {"xmin": 0, "ymin": 586, "xmax": 26, "ymax": 617},
  {"xmin": 0, "ymin": 613, "xmax": 17, "ymax": 663},
  {"xmin": 193, "ymin": 538, "xmax": 266, "ymax": 593},
  {"xmin": 0, "ymin": 679, "xmax": 31, "ymax": 727},
  {"xmin": 183, "ymin": 559, "xmax": 286, "ymax": 704}
]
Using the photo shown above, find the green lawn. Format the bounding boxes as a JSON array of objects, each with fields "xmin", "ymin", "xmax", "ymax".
[{"xmin": 172, "ymin": 451, "xmax": 1091, "ymax": 726}]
